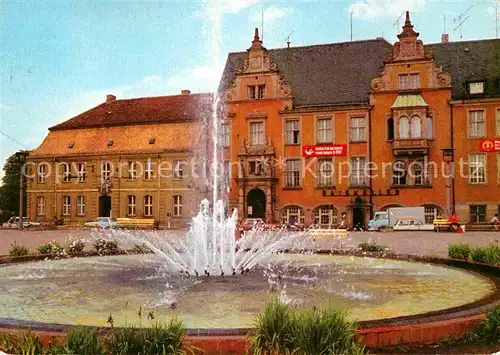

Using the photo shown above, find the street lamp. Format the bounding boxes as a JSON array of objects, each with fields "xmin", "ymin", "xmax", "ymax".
[{"xmin": 441, "ymin": 148, "xmax": 455, "ymax": 216}]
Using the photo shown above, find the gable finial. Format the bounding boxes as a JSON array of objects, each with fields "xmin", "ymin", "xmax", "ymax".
[
  {"xmin": 253, "ymin": 28, "xmax": 261, "ymax": 44},
  {"xmin": 405, "ymin": 11, "xmax": 410, "ymax": 25}
]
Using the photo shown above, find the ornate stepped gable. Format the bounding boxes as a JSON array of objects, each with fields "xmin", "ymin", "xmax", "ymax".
[{"xmin": 371, "ymin": 11, "xmax": 452, "ymax": 93}]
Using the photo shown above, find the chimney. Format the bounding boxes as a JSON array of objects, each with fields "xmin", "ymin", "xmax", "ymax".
[
  {"xmin": 106, "ymin": 94, "xmax": 116, "ymax": 103},
  {"xmin": 181, "ymin": 89, "xmax": 191, "ymax": 95},
  {"xmin": 441, "ymin": 34, "xmax": 449, "ymax": 43}
]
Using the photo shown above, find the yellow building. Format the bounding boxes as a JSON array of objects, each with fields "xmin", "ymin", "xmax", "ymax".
[{"xmin": 27, "ymin": 91, "xmax": 212, "ymax": 227}]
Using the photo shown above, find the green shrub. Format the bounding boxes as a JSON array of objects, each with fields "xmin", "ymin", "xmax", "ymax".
[
  {"xmin": 108, "ymin": 320, "xmax": 189, "ymax": 355},
  {"xmin": 249, "ymin": 298, "xmax": 364, "ymax": 355},
  {"xmin": 484, "ymin": 245, "xmax": 500, "ymax": 266},
  {"xmin": 291, "ymin": 306, "xmax": 363, "ymax": 355},
  {"xmin": 358, "ymin": 241, "xmax": 387, "ymax": 253},
  {"xmin": 93, "ymin": 239, "xmax": 119, "ymax": 255},
  {"xmin": 470, "ymin": 247, "xmax": 487, "ymax": 264},
  {"xmin": 65, "ymin": 238, "xmax": 85, "ymax": 253},
  {"xmin": 38, "ymin": 241, "xmax": 64, "ymax": 255},
  {"xmin": 448, "ymin": 243, "xmax": 471, "ymax": 260},
  {"xmin": 248, "ymin": 297, "xmax": 295, "ymax": 355},
  {"xmin": 464, "ymin": 306, "xmax": 500, "ymax": 345},
  {"xmin": 64, "ymin": 326, "xmax": 106, "ymax": 355},
  {"xmin": 9, "ymin": 241, "xmax": 29, "ymax": 257},
  {"xmin": 0, "ymin": 331, "xmax": 44, "ymax": 355}
]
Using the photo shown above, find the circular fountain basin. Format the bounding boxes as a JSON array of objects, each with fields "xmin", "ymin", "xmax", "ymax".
[{"xmin": 0, "ymin": 253, "xmax": 496, "ymax": 329}]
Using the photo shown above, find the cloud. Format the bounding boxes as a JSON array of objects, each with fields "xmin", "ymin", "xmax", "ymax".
[
  {"xmin": 349, "ymin": 0, "xmax": 426, "ymax": 20},
  {"xmin": 0, "ymin": 103, "xmax": 13, "ymax": 113},
  {"xmin": 219, "ymin": 0, "xmax": 256, "ymax": 14},
  {"xmin": 251, "ymin": 6, "xmax": 293, "ymax": 24}
]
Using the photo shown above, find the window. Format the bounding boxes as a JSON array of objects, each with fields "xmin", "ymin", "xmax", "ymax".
[
  {"xmin": 37, "ymin": 197, "xmax": 45, "ymax": 216},
  {"xmin": 173, "ymin": 195, "xmax": 182, "ymax": 216},
  {"xmin": 317, "ymin": 159, "xmax": 334, "ymax": 187},
  {"xmin": 350, "ymin": 157, "xmax": 366, "ymax": 186},
  {"xmin": 285, "ymin": 159, "xmax": 300, "ymax": 187},
  {"xmin": 285, "ymin": 120, "xmax": 300, "ymax": 144},
  {"xmin": 350, "ymin": 117, "xmax": 366, "ymax": 142},
  {"xmin": 398, "ymin": 73, "xmax": 420, "ymax": 89},
  {"xmin": 469, "ymin": 154, "xmax": 486, "ymax": 184},
  {"xmin": 314, "ymin": 206, "xmax": 338, "ymax": 227},
  {"xmin": 387, "ymin": 117, "xmax": 394, "ymax": 141},
  {"xmin": 469, "ymin": 82, "xmax": 484, "ymax": 94},
  {"xmin": 424, "ymin": 205, "xmax": 442, "ymax": 224},
  {"xmin": 392, "ymin": 161, "xmax": 407, "ymax": 185},
  {"xmin": 77, "ymin": 195, "xmax": 85, "ymax": 216},
  {"xmin": 62, "ymin": 163, "xmax": 70, "ymax": 182},
  {"xmin": 127, "ymin": 195, "xmax": 136, "ymax": 216},
  {"xmin": 100, "ymin": 161, "xmax": 111, "ymax": 180},
  {"xmin": 247, "ymin": 85, "xmax": 265, "ymax": 100},
  {"xmin": 77, "ymin": 163, "xmax": 86, "ymax": 182},
  {"xmin": 496, "ymin": 109, "xmax": 500, "ymax": 136},
  {"xmin": 144, "ymin": 160, "xmax": 154, "ymax": 180},
  {"xmin": 399, "ymin": 116, "xmax": 409, "ymax": 138},
  {"xmin": 470, "ymin": 205, "xmax": 486, "ymax": 223},
  {"xmin": 281, "ymin": 206, "xmax": 305, "ymax": 225},
  {"xmin": 497, "ymin": 153, "xmax": 500, "ymax": 184},
  {"xmin": 128, "ymin": 162, "xmax": 137, "ymax": 180},
  {"xmin": 223, "ymin": 161, "xmax": 231, "ymax": 187},
  {"xmin": 62, "ymin": 196, "xmax": 71, "ymax": 216},
  {"xmin": 316, "ymin": 118, "xmax": 332, "ymax": 143},
  {"xmin": 249, "ymin": 160, "xmax": 264, "ymax": 175},
  {"xmin": 222, "ymin": 123, "xmax": 230, "ymax": 147},
  {"xmin": 173, "ymin": 160, "xmax": 186, "ymax": 180},
  {"xmin": 144, "ymin": 195, "xmax": 153, "ymax": 217},
  {"xmin": 411, "ymin": 115, "xmax": 421, "ymax": 138},
  {"xmin": 250, "ymin": 122, "xmax": 264, "ymax": 145},
  {"xmin": 424, "ymin": 116, "xmax": 433, "ymax": 139},
  {"xmin": 38, "ymin": 164, "xmax": 46, "ymax": 183},
  {"xmin": 468, "ymin": 110, "xmax": 485, "ymax": 138}
]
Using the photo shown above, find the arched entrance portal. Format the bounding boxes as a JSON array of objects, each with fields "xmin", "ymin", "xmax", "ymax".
[
  {"xmin": 247, "ymin": 188, "xmax": 266, "ymax": 218},
  {"xmin": 99, "ymin": 196, "xmax": 112, "ymax": 217}
]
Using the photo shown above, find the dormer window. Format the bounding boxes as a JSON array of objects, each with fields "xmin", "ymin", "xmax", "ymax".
[
  {"xmin": 248, "ymin": 85, "xmax": 265, "ymax": 100},
  {"xmin": 67, "ymin": 142, "xmax": 75, "ymax": 148},
  {"xmin": 469, "ymin": 81, "xmax": 485, "ymax": 95},
  {"xmin": 399, "ymin": 73, "xmax": 420, "ymax": 89},
  {"xmin": 107, "ymin": 139, "xmax": 113, "ymax": 147},
  {"xmin": 148, "ymin": 138, "xmax": 155, "ymax": 145}
]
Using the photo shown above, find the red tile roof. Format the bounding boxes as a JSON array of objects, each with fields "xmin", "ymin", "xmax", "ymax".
[{"xmin": 50, "ymin": 92, "xmax": 214, "ymax": 131}]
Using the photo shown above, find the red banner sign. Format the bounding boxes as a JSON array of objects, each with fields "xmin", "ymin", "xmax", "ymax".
[
  {"xmin": 480, "ymin": 139, "xmax": 500, "ymax": 152},
  {"xmin": 302, "ymin": 144, "xmax": 347, "ymax": 157}
]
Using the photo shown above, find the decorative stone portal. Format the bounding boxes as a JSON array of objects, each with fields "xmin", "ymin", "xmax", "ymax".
[{"xmin": 347, "ymin": 196, "xmax": 372, "ymax": 231}]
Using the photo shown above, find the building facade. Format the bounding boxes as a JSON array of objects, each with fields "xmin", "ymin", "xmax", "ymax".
[
  {"xmin": 220, "ymin": 13, "xmax": 500, "ymax": 227},
  {"xmin": 27, "ymin": 92, "xmax": 212, "ymax": 227}
]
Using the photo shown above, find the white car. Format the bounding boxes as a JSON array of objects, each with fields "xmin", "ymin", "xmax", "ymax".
[
  {"xmin": 2, "ymin": 217, "xmax": 40, "ymax": 228},
  {"xmin": 392, "ymin": 218, "xmax": 434, "ymax": 231},
  {"xmin": 84, "ymin": 217, "xmax": 118, "ymax": 229}
]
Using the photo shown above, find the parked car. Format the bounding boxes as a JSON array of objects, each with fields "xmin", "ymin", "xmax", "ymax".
[
  {"xmin": 392, "ymin": 217, "xmax": 434, "ymax": 231},
  {"xmin": 84, "ymin": 217, "xmax": 118, "ymax": 229},
  {"xmin": 238, "ymin": 218, "xmax": 265, "ymax": 232},
  {"xmin": 368, "ymin": 211, "xmax": 389, "ymax": 231},
  {"xmin": 2, "ymin": 217, "xmax": 40, "ymax": 228}
]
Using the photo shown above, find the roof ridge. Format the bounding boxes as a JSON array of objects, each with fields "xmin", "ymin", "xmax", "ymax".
[
  {"xmin": 111, "ymin": 92, "xmax": 214, "ymax": 102},
  {"xmin": 425, "ymin": 38, "xmax": 500, "ymax": 46},
  {"xmin": 227, "ymin": 38, "xmax": 391, "ymax": 55}
]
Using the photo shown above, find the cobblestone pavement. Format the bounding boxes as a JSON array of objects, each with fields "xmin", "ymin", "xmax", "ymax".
[{"xmin": 0, "ymin": 227, "xmax": 499, "ymax": 257}]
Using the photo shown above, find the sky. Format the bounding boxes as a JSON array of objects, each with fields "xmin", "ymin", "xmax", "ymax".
[{"xmin": 1, "ymin": 0, "xmax": 498, "ymax": 178}]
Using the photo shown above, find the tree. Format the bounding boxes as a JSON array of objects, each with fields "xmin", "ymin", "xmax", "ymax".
[{"xmin": 0, "ymin": 150, "xmax": 29, "ymax": 222}]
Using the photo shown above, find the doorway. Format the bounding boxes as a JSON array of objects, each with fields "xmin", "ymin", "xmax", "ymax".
[
  {"xmin": 247, "ymin": 188, "xmax": 266, "ymax": 218},
  {"xmin": 353, "ymin": 207, "xmax": 365, "ymax": 230},
  {"xmin": 99, "ymin": 196, "xmax": 112, "ymax": 217}
]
